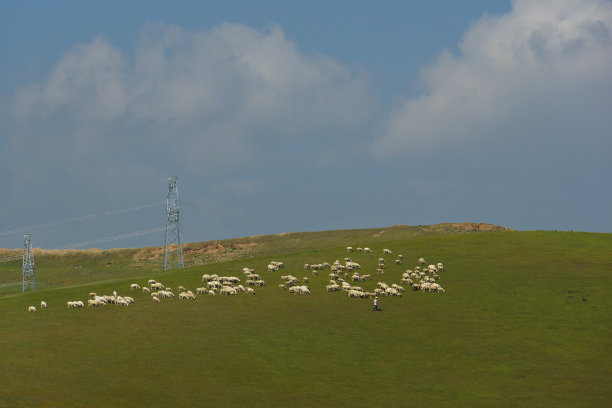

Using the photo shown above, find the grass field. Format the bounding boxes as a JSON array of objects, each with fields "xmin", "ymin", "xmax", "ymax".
[{"xmin": 0, "ymin": 227, "xmax": 610, "ymax": 407}]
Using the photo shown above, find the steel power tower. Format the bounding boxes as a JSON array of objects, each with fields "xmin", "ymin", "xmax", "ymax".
[
  {"xmin": 163, "ymin": 176, "xmax": 184, "ymax": 270},
  {"xmin": 22, "ymin": 234, "xmax": 36, "ymax": 292}
]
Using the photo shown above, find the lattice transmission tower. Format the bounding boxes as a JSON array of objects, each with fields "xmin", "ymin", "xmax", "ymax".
[
  {"xmin": 163, "ymin": 176, "xmax": 184, "ymax": 270},
  {"xmin": 22, "ymin": 233, "xmax": 36, "ymax": 292}
]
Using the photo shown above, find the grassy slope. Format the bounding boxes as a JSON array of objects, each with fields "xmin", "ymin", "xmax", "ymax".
[
  {"xmin": 0, "ymin": 223, "xmax": 508, "ymax": 295},
  {"xmin": 0, "ymin": 229, "xmax": 610, "ymax": 407}
]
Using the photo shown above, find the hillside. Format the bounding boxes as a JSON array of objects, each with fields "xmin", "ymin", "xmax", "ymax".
[
  {"xmin": 0, "ymin": 222, "xmax": 511, "ymax": 295},
  {"xmin": 0, "ymin": 226, "xmax": 610, "ymax": 407}
]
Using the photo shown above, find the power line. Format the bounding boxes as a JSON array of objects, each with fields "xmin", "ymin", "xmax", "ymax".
[
  {"xmin": 0, "ymin": 226, "xmax": 166, "ymax": 262},
  {"xmin": 52, "ymin": 227, "xmax": 166, "ymax": 250},
  {"xmin": 0, "ymin": 201, "xmax": 164, "ymax": 237}
]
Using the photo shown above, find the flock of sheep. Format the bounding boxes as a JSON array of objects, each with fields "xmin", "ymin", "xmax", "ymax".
[{"xmin": 26, "ymin": 247, "xmax": 446, "ymax": 313}]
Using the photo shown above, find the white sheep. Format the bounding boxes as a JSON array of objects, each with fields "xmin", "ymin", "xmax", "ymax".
[
  {"xmin": 152, "ymin": 296, "xmax": 161, "ymax": 303},
  {"xmin": 220, "ymin": 287, "xmax": 237, "ymax": 295},
  {"xmin": 130, "ymin": 283, "xmax": 140, "ymax": 290},
  {"xmin": 142, "ymin": 287, "xmax": 151, "ymax": 294},
  {"xmin": 151, "ymin": 282, "xmax": 164, "ymax": 290},
  {"xmin": 383, "ymin": 248, "xmax": 392, "ymax": 254},
  {"xmin": 364, "ymin": 247, "xmax": 372, "ymax": 253},
  {"xmin": 417, "ymin": 257, "xmax": 426, "ymax": 266},
  {"xmin": 28, "ymin": 305, "xmax": 37, "ymax": 313},
  {"xmin": 347, "ymin": 246, "xmax": 354, "ymax": 252},
  {"xmin": 40, "ymin": 301, "xmax": 47, "ymax": 309},
  {"xmin": 392, "ymin": 283, "xmax": 405, "ymax": 292},
  {"xmin": 246, "ymin": 288, "xmax": 255, "ymax": 295}
]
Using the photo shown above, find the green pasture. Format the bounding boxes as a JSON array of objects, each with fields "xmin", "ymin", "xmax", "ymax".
[{"xmin": 1, "ymin": 230, "xmax": 610, "ymax": 407}]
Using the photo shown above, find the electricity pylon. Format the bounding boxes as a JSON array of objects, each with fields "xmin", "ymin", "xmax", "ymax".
[
  {"xmin": 22, "ymin": 234, "xmax": 36, "ymax": 292},
  {"xmin": 163, "ymin": 176, "xmax": 184, "ymax": 270}
]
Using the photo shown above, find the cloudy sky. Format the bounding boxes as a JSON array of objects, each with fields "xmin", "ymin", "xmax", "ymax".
[{"xmin": 1, "ymin": 0, "xmax": 610, "ymax": 250}]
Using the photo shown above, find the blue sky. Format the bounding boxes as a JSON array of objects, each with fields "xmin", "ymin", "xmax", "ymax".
[{"xmin": 0, "ymin": 0, "xmax": 610, "ymax": 250}]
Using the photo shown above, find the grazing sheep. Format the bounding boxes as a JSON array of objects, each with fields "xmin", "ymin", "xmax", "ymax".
[
  {"xmin": 303, "ymin": 277, "xmax": 309, "ymax": 283},
  {"xmin": 311, "ymin": 270, "xmax": 318, "ymax": 276},
  {"xmin": 142, "ymin": 287, "xmax": 150, "ymax": 294},
  {"xmin": 178, "ymin": 285, "xmax": 186, "ymax": 292},
  {"xmin": 376, "ymin": 268, "xmax": 385, "ymax": 275},
  {"xmin": 326, "ymin": 284, "xmax": 340, "ymax": 292},
  {"xmin": 398, "ymin": 254, "xmax": 404, "ymax": 260},
  {"xmin": 196, "ymin": 287, "xmax": 207, "ymax": 294},
  {"xmin": 40, "ymin": 301, "xmax": 47, "ymax": 309},
  {"xmin": 208, "ymin": 290, "xmax": 216, "ymax": 296},
  {"xmin": 152, "ymin": 296, "xmax": 161, "ymax": 303},
  {"xmin": 28, "ymin": 306, "xmax": 36, "ymax": 313},
  {"xmin": 246, "ymin": 288, "xmax": 255, "ymax": 295},
  {"xmin": 151, "ymin": 282, "xmax": 164, "ymax": 290},
  {"xmin": 420, "ymin": 282, "xmax": 432, "ymax": 292},
  {"xmin": 289, "ymin": 285, "xmax": 310, "ymax": 295},
  {"xmin": 364, "ymin": 247, "xmax": 372, "ymax": 253},
  {"xmin": 357, "ymin": 247, "xmax": 363, "ymax": 253},
  {"xmin": 207, "ymin": 281, "xmax": 222, "ymax": 289},
  {"xmin": 278, "ymin": 284, "xmax": 286, "ymax": 291},
  {"xmin": 130, "ymin": 283, "xmax": 140, "ymax": 290},
  {"xmin": 394, "ymin": 259, "xmax": 402, "ymax": 264},
  {"xmin": 88, "ymin": 292, "xmax": 97, "ymax": 298},
  {"xmin": 417, "ymin": 257, "xmax": 426, "ymax": 266},
  {"xmin": 220, "ymin": 287, "xmax": 237, "ymax": 295},
  {"xmin": 267, "ymin": 264, "xmax": 279, "ymax": 272},
  {"xmin": 147, "ymin": 279, "xmax": 156, "ymax": 286},
  {"xmin": 179, "ymin": 291, "xmax": 197, "ymax": 300},
  {"xmin": 383, "ymin": 248, "xmax": 392, "ymax": 254},
  {"xmin": 304, "ymin": 264, "xmax": 311, "ymax": 270},
  {"xmin": 347, "ymin": 246, "xmax": 354, "ymax": 252},
  {"xmin": 201, "ymin": 274, "xmax": 211, "ymax": 282},
  {"xmin": 436, "ymin": 262, "xmax": 444, "ymax": 272}
]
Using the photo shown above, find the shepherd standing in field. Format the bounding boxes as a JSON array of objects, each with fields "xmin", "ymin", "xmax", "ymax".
[{"xmin": 373, "ymin": 296, "xmax": 378, "ymax": 311}]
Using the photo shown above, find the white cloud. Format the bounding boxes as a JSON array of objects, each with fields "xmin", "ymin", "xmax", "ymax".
[
  {"xmin": 377, "ymin": 0, "xmax": 612, "ymax": 154},
  {"xmin": 8, "ymin": 23, "xmax": 375, "ymax": 177}
]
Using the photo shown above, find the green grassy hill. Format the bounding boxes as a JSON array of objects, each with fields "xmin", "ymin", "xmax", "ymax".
[{"xmin": 1, "ymin": 226, "xmax": 610, "ymax": 407}]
